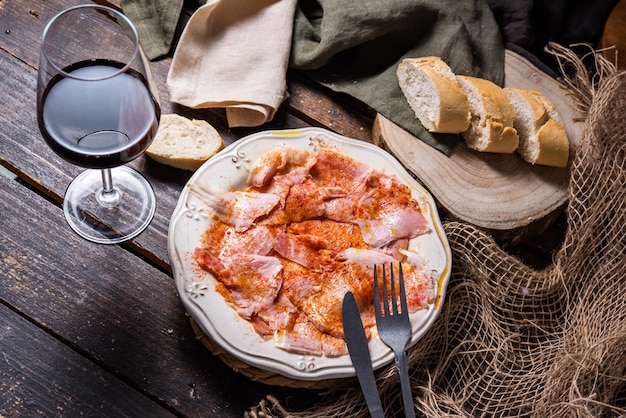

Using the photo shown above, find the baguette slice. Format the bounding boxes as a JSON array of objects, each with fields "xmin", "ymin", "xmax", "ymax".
[
  {"xmin": 397, "ymin": 56, "xmax": 470, "ymax": 133},
  {"xmin": 456, "ymin": 75, "xmax": 519, "ymax": 153},
  {"xmin": 505, "ymin": 88, "xmax": 569, "ymax": 167},
  {"xmin": 526, "ymin": 89, "xmax": 563, "ymax": 122},
  {"xmin": 146, "ymin": 114, "xmax": 224, "ymax": 171}
]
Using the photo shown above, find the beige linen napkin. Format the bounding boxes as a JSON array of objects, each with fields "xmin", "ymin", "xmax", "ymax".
[{"xmin": 167, "ymin": 0, "xmax": 297, "ymax": 127}]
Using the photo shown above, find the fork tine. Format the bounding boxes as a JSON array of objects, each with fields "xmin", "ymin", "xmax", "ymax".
[
  {"xmin": 373, "ymin": 264, "xmax": 381, "ymax": 318},
  {"xmin": 399, "ymin": 262, "xmax": 408, "ymax": 315},
  {"xmin": 390, "ymin": 264, "xmax": 398, "ymax": 315},
  {"xmin": 382, "ymin": 264, "xmax": 390, "ymax": 316},
  {"xmin": 375, "ymin": 263, "xmax": 409, "ymax": 317}
]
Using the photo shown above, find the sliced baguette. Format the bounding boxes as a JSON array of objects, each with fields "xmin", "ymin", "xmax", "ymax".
[
  {"xmin": 146, "ymin": 114, "xmax": 225, "ymax": 171},
  {"xmin": 526, "ymin": 89, "xmax": 563, "ymax": 123},
  {"xmin": 397, "ymin": 56, "xmax": 470, "ymax": 134},
  {"xmin": 505, "ymin": 88, "xmax": 569, "ymax": 167},
  {"xmin": 456, "ymin": 75, "xmax": 519, "ymax": 153}
]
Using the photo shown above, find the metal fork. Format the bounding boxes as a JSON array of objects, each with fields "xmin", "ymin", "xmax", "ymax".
[{"xmin": 374, "ymin": 262, "xmax": 415, "ymax": 418}]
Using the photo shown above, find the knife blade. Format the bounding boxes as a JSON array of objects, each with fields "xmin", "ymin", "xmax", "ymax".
[{"xmin": 342, "ymin": 291, "xmax": 385, "ymax": 418}]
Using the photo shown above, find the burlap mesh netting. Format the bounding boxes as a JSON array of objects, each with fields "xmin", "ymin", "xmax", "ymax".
[{"xmin": 247, "ymin": 45, "xmax": 626, "ymax": 417}]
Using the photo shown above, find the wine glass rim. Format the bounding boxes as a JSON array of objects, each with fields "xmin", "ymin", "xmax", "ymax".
[{"xmin": 41, "ymin": 4, "xmax": 140, "ymax": 81}]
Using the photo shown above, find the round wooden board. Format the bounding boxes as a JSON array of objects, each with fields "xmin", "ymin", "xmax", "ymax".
[{"xmin": 374, "ymin": 49, "xmax": 585, "ymax": 234}]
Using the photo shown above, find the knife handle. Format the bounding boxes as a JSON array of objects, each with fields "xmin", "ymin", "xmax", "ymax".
[{"xmin": 342, "ymin": 292, "xmax": 385, "ymax": 418}]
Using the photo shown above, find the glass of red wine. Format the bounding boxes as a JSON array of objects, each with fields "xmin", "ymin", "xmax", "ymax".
[{"xmin": 37, "ymin": 5, "xmax": 161, "ymax": 244}]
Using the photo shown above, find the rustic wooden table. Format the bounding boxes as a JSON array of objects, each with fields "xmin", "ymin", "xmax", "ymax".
[{"xmin": 0, "ymin": 0, "xmax": 572, "ymax": 417}]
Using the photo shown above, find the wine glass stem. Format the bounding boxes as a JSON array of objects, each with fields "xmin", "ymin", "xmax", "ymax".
[{"xmin": 98, "ymin": 168, "xmax": 121, "ymax": 207}]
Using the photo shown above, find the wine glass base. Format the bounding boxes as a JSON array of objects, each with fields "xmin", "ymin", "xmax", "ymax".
[{"xmin": 63, "ymin": 166, "xmax": 156, "ymax": 244}]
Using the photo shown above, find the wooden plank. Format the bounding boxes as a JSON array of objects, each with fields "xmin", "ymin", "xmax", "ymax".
[
  {"xmin": 1, "ymin": 0, "xmax": 372, "ymax": 142},
  {"xmin": 0, "ymin": 0, "xmax": 339, "ymax": 270},
  {"xmin": 3, "ymin": 0, "xmax": 374, "ymax": 141},
  {"xmin": 0, "ymin": 0, "xmax": 188, "ymax": 269},
  {"xmin": 0, "ymin": 304, "xmax": 176, "ymax": 418},
  {"xmin": 285, "ymin": 72, "xmax": 375, "ymax": 142},
  {"xmin": 0, "ymin": 47, "xmax": 319, "ymax": 270},
  {"xmin": 0, "ymin": 52, "xmax": 176, "ymax": 269},
  {"xmin": 0, "ymin": 175, "xmax": 316, "ymax": 417}
]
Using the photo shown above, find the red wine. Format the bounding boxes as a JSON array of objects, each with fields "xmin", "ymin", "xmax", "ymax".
[{"xmin": 37, "ymin": 60, "xmax": 160, "ymax": 169}]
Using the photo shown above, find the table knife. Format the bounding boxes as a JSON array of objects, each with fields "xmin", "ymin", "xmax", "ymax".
[{"xmin": 342, "ymin": 292, "xmax": 385, "ymax": 418}]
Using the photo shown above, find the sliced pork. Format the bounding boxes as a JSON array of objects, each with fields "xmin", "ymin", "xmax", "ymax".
[
  {"xmin": 193, "ymin": 145, "xmax": 433, "ymax": 357},
  {"xmin": 190, "ymin": 182, "xmax": 280, "ymax": 232}
]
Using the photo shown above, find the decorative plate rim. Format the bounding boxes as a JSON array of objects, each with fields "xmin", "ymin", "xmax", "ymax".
[{"xmin": 168, "ymin": 127, "xmax": 452, "ymax": 381}]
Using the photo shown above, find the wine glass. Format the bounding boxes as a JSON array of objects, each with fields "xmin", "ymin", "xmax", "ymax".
[{"xmin": 36, "ymin": 5, "xmax": 161, "ymax": 244}]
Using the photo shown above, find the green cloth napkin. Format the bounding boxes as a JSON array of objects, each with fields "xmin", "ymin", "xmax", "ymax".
[
  {"xmin": 290, "ymin": 0, "xmax": 504, "ymax": 154},
  {"xmin": 121, "ymin": 0, "xmax": 185, "ymax": 60}
]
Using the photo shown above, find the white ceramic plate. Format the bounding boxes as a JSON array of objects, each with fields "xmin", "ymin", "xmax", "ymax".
[{"xmin": 169, "ymin": 127, "xmax": 452, "ymax": 381}]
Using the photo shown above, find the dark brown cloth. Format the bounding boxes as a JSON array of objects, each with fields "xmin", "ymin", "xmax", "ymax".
[{"xmin": 487, "ymin": 0, "xmax": 620, "ymax": 77}]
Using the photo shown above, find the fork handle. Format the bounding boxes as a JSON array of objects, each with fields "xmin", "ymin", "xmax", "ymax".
[{"xmin": 396, "ymin": 352, "xmax": 416, "ymax": 418}]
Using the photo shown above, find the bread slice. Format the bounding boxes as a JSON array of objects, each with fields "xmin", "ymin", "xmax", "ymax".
[
  {"xmin": 456, "ymin": 75, "xmax": 519, "ymax": 153},
  {"xmin": 505, "ymin": 88, "xmax": 569, "ymax": 167},
  {"xmin": 526, "ymin": 89, "xmax": 562, "ymax": 123},
  {"xmin": 146, "ymin": 114, "xmax": 225, "ymax": 171},
  {"xmin": 397, "ymin": 56, "xmax": 470, "ymax": 134}
]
